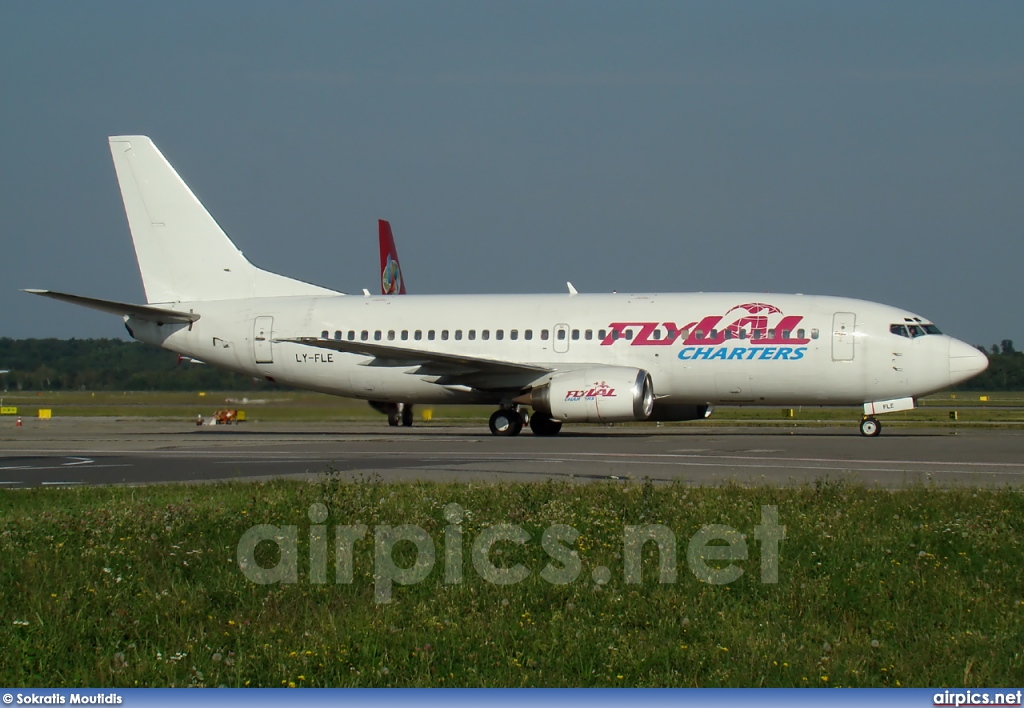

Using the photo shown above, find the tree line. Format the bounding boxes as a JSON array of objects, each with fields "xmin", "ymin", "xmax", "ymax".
[
  {"xmin": 0, "ymin": 339, "xmax": 274, "ymax": 391},
  {"xmin": 0, "ymin": 337, "xmax": 1021, "ymax": 392}
]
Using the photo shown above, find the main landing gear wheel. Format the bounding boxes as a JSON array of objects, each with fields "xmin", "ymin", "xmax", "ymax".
[
  {"xmin": 489, "ymin": 409, "xmax": 523, "ymax": 436},
  {"xmin": 529, "ymin": 414, "xmax": 563, "ymax": 436},
  {"xmin": 401, "ymin": 405, "xmax": 414, "ymax": 427},
  {"xmin": 387, "ymin": 411, "xmax": 400, "ymax": 427},
  {"xmin": 860, "ymin": 417, "xmax": 882, "ymax": 437}
]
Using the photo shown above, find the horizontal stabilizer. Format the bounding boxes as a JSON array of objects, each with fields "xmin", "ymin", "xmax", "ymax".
[{"xmin": 23, "ymin": 289, "xmax": 200, "ymax": 324}]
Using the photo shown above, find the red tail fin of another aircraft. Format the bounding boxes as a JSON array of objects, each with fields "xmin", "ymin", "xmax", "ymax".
[{"xmin": 378, "ymin": 219, "xmax": 406, "ymax": 295}]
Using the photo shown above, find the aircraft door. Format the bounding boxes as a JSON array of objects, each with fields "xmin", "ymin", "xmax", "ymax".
[
  {"xmin": 553, "ymin": 323, "xmax": 570, "ymax": 354},
  {"xmin": 832, "ymin": 312, "xmax": 856, "ymax": 361},
  {"xmin": 253, "ymin": 316, "xmax": 274, "ymax": 364}
]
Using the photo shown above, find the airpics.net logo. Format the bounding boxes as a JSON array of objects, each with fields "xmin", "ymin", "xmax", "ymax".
[{"xmin": 236, "ymin": 503, "xmax": 786, "ymax": 603}]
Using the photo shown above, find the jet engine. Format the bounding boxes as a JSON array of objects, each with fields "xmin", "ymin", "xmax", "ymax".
[{"xmin": 525, "ymin": 366, "xmax": 654, "ymax": 423}]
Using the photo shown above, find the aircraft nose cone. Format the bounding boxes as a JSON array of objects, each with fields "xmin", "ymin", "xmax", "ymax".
[{"xmin": 949, "ymin": 338, "xmax": 989, "ymax": 384}]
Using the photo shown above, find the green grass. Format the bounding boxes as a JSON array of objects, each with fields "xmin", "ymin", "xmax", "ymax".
[
  {"xmin": 2, "ymin": 390, "xmax": 1024, "ymax": 427},
  {"xmin": 1, "ymin": 479, "xmax": 1022, "ymax": 686}
]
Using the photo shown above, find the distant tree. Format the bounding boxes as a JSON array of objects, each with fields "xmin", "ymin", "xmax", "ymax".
[{"xmin": 1001, "ymin": 339, "xmax": 1015, "ymax": 355}]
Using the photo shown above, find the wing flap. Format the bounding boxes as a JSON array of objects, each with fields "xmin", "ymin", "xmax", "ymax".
[{"xmin": 280, "ymin": 337, "xmax": 551, "ymax": 380}]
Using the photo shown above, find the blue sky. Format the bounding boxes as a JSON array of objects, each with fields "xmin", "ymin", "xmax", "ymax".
[{"xmin": 2, "ymin": 2, "xmax": 1021, "ymax": 347}]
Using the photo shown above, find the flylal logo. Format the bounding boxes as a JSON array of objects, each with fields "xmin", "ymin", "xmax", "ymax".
[
  {"xmin": 565, "ymin": 381, "xmax": 617, "ymax": 402},
  {"xmin": 600, "ymin": 302, "xmax": 811, "ymax": 362},
  {"xmin": 381, "ymin": 255, "xmax": 403, "ymax": 295}
]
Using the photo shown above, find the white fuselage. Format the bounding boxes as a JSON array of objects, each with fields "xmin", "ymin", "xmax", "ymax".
[{"xmin": 126, "ymin": 291, "xmax": 984, "ymax": 408}]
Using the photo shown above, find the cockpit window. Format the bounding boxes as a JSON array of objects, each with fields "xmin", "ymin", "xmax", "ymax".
[{"xmin": 891, "ymin": 322, "xmax": 941, "ymax": 338}]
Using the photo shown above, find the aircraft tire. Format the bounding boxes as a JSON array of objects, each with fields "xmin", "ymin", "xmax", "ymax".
[
  {"xmin": 859, "ymin": 417, "xmax": 882, "ymax": 437},
  {"xmin": 401, "ymin": 405, "xmax": 414, "ymax": 427},
  {"xmin": 529, "ymin": 414, "xmax": 563, "ymax": 436},
  {"xmin": 489, "ymin": 409, "xmax": 523, "ymax": 436}
]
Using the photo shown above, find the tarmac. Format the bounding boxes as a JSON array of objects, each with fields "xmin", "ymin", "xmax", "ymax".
[{"xmin": 1, "ymin": 417, "xmax": 1023, "ymax": 489}]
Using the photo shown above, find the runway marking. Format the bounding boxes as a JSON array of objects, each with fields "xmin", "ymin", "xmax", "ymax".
[
  {"xmin": 42, "ymin": 481, "xmax": 83, "ymax": 486},
  {"xmin": 62, "ymin": 457, "xmax": 94, "ymax": 466}
]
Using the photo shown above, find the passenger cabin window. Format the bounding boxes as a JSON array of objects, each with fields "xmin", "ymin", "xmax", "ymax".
[
  {"xmin": 695, "ymin": 330, "xmax": 704, "ymax": 341},
  {"xmin": 541, "ymin": 329, "xmax": 549, "ymax": 341},
  {"xmin": 571, "ymin": 329, "xmax": 579, "ymax": 340},
  {"xmin": 796, "ymin": 328, "xmax": 805, "ymax": 340},
  {"xmin": 401, "ymin": 330, "xmax": 409, "ymax": 341},
  {"xmin": 611, "ymin": 330, "xmax": 620, "ymax": 341},
  {"xmin": 496, "ymin": 330, "xmax": 504, "ymax": 340},
  {"xmin": 468, "ymin": 330, "xmax": 476, "ymax": 340},
  {"xmin": 442, "ymin": 330, "xmax": 450, "ymax": 340},
  {"xmin": 374, "ymin": 330, "xmax": 382, "ymax": 341},
  {"xmin": 710, "ymin": 329, "xmax": 718, "ymax": 340},
  {"xmin": 723, "ymin": 329, "xmax": 732, "ymax": 340},
  {"xmin": 599, "ymin": 329, "xmax": 607, "ymax": 340},
  {"xmin": 387, "ymin": 330, "xmax": 395, "ymax": 341},
  {"xmin": 414, "ymin": 330, "xmax": 422, "ymax": 341},
  {"xmin": 624, "ymin": 329, "xmax": 634, "ymax": 341},
  {"xmin": 321, "ymin": 330, "xmax": 329, "ymax": 339},
  {"xmin": 347, "ymin": 331, "xmax": 355, "ymax": 341},
  {"xmin": 652, "ymin": 329, "xmax": 662, "ymax": 340},
  {"xmin": 482, "ymin": 330, "xmax": 490, "ymax": 340},
  {"xmin": 361, "ymin": 330, "xmax": 369, "ymax": 341},
  {"xmin": 585, "ymin": 329, "xmax": 593, "ymax": 340},
  {"xmin": 781, "ymin": 329, "xmax": 790, "ymax": 340},
  {"xmin": 428, "ymin": 330, "xmax": 436, "ymax": 341},
  {"xmin": 455, "ymin": 330, "xmax": 463, "ymax": 340},
  {"xmin": 334, "ymin": 331, "xmax": 342, "ymax": 341},
  {"xmin": 525, "ymin": 330, "xmax": 533, "ymax": 341},
  {"xmin": 556, "ymin": 329, "xmax": 566, "ymax": 341},
  {"xmin": 739, "ymin": 329, "xmax": 747, "ymax": 340},
  {"xmin": 810, "ymin": 329, "xmax": 819, "ymax": 339},
  {"xmin": 666, "ymin": 328, "xmax": 676, "ymax": 340},
  {"xmin": 768, "ymin": 328, "xmax": 776, "ymax": 340},
  {"xmin": 510, "ymin": 330, "xmax": 518, "ymax": 340}
]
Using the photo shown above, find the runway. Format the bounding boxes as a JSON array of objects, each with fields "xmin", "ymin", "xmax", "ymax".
[{"xmin": 1, "ymin": 418, "xmax": 1023, "ymax": 489}]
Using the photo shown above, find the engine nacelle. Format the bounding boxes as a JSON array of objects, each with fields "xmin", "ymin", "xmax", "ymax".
[{"xmin": 527, "ymin": 366, "xmax": 654, "ymax": 423}]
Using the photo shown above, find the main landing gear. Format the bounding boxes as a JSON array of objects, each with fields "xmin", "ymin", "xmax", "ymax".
[
  {"xmin": 488, "ymin": 406, "xmax": 564, "ymax": 436},
  {"xmin": 859, "ymin": 417, "xmax": 882, "ymax": 437},
  {"xmin": 386, "ymin": 403, "xmax": 414, "ymax": 427},
  {"xmin": 488, "ymin": 407, "xmax": 524, "ymax": 436}
]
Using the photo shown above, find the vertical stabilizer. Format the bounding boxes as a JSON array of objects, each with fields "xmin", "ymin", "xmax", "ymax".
[
  {"xmin": 378, "ymin": 219, "xmax": 406, "ymax": 295},
  {"xmin": 108, "ymin": 136, "xmax": 337, "ymax": 304}
]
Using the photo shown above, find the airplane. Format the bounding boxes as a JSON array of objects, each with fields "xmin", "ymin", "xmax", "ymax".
[
  {"xmin": 367, "ymin": 219, "xmax": 415, "ymax": 427},
  {"xmin": 26, "ymin": 136, "xmax": 989, "ymax": 438}
]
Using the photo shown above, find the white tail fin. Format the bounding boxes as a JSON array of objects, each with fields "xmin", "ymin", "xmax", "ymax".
[{"xmin": 108, "ymin": 136, "xmax": 338, "ymax": 304}]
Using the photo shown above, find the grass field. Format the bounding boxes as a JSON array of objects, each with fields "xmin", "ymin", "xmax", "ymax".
[
  {"xmin": 1, "ymin": 389, "xmax": 1023, "ymax": 427},
  {"xmin": 1, "ymin": 478, "xmax": 1022, "ymax": 687}
]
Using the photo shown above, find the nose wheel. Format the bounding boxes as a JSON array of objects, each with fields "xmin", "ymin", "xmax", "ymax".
[
  {"xmin": 489, "ymin": 408, "xmax": 524, "ymax": 436},
  {"xmin": 860, "ymin": 417, "xmax": 882, "ymax": 437}
]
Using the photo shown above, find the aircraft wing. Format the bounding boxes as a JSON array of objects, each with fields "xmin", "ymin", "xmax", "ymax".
[
  {"xmin": 281, "ymin": 337, "xmax": 551, "ymax": 389},
  {"xmin": 23, "ymin": 289, "xmax": 200, "ymax": 324}
]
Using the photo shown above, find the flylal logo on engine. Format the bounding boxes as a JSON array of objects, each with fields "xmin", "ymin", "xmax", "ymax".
[{"xmin": 565, "ymin": 381, "xmax": 617, "ymax": 402}]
